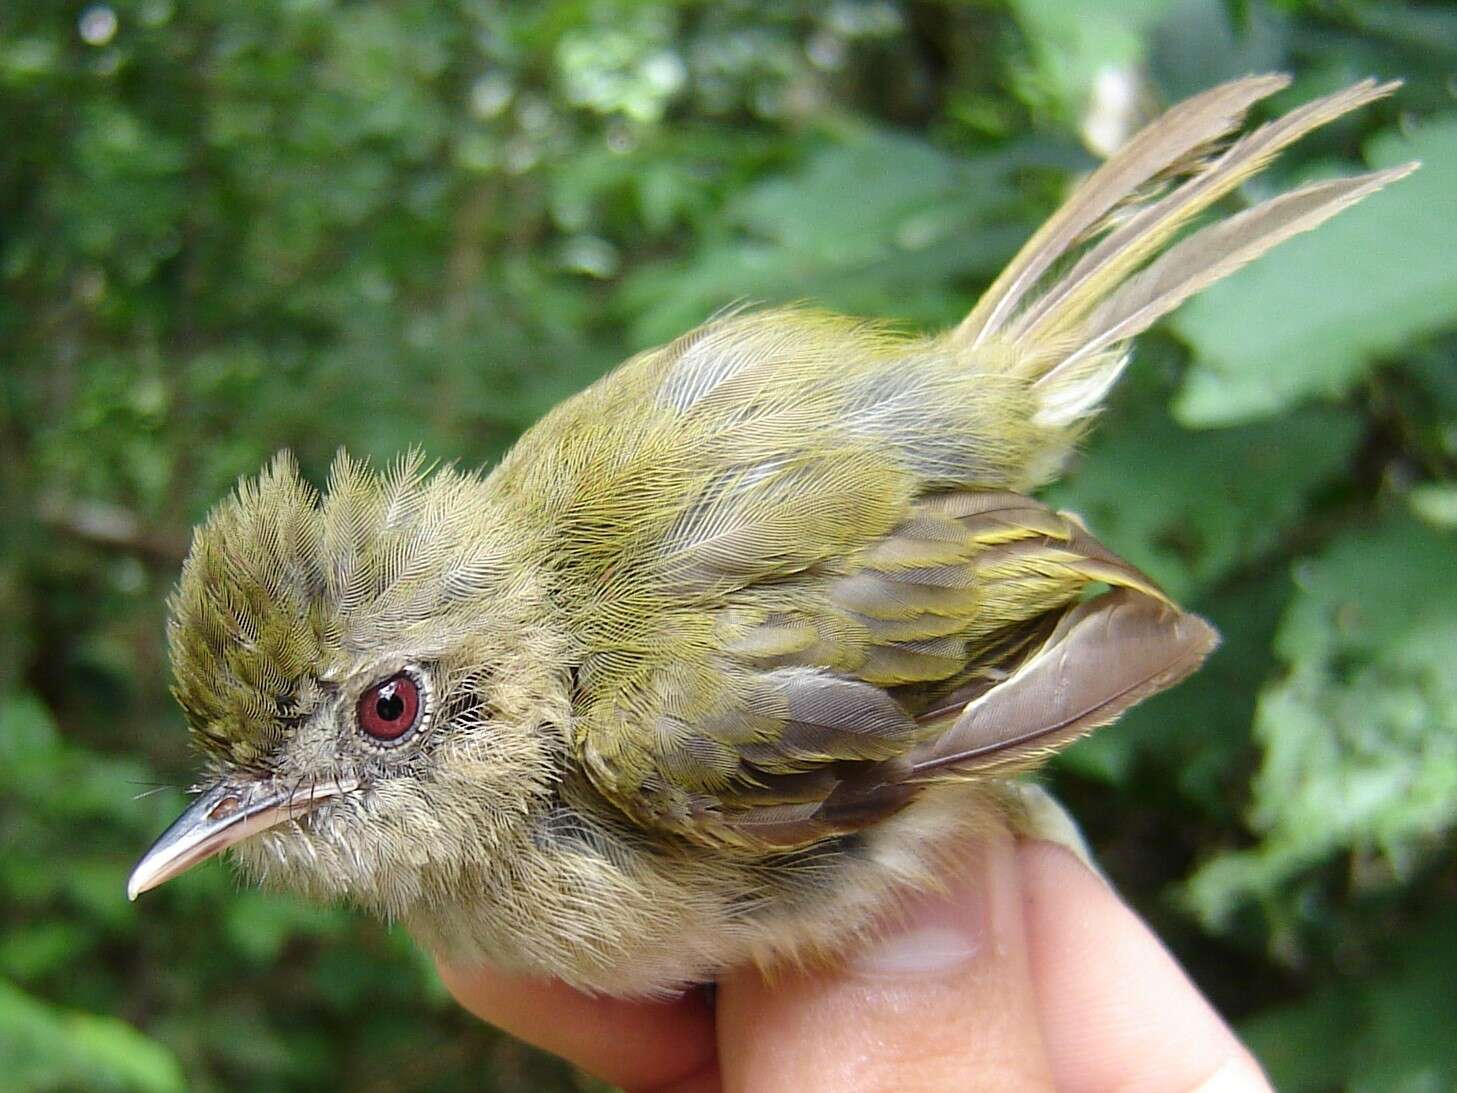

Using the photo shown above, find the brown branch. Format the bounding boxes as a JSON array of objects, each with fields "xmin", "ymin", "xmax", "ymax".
[{"xmin": 38, "ymin": 495, "xmax": 189, "ymax": 565}]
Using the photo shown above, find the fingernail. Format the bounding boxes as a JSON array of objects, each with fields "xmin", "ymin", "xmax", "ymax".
[
  {"xmin": 850, "ymin": 841, "xmax": 999, "ymax": 979},
  {"xmin": 1190, "ymin": 1056, "xmax": 1273, "ymax": 1093}
]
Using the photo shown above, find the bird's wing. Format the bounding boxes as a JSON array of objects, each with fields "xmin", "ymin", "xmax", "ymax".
[
  {"xmin": 498, "ymin": 71, "xmax": 1415, "ymax": 847},
  {"xmin": 570, "ymin": 488, "xmax": 1216, "ymax": 848}
]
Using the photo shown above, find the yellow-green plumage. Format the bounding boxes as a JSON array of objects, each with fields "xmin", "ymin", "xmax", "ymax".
[
  {"xmin": 490, "ymin": 312, "xmax": 1173, "ymax": 835},
  {"xmin": 147, "ymin": 75, "xmax": 1416, "ymax": 994}
]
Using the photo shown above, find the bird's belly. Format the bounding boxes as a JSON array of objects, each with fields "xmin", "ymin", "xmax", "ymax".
[{"xmin": 403, "ymin": 784, "xmax": 1004, "ymax": 996}]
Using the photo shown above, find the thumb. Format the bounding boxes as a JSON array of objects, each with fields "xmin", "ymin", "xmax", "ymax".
[{"xmin": 716, "ymin": 827, "xmax": 1056, "ymax": 1092}]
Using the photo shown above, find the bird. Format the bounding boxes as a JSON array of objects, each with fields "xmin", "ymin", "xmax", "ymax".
[{"xmin": 129, "ymin": 74, "xmax": 1415, "ymax": 996}]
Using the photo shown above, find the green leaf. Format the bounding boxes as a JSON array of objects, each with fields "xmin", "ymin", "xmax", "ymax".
[
  {"xmin": 1409, "ymin": 482, "xmax": 1457, "ymax": 529},
  {"xmin": 1047, "ymin": 374, "xmax": 1364, "ymax": 602},
  {"xmin": 1173, "ymin": 118, "xmax": 1457, "ymax": 425},
  {"xmin": 1010, "ymin": 0, "xmax": 1177, "ymax": 118},
  {"xmin": 1242, "ymin": 911, "xmax": 1457, "ymax": 1092},
  {"xmin": 617, "ymin": 128, "xmax": 1054, "ymax": 343},
  {"xmin": 1185, "ymin": 518, "xmax": 1457, "ymax": 926},
  {"xmin": 223, "ymin": 893, "xmax": 344, "ymax": 965},
  {"xmin": 0, "ymin": 691, "xmax": 61, "ymax": 766},
  {"xmin": 0, "ymin": 978, "xmax": 184, "ymax": 1093},
  {"xmin": 1148, "ymin": 0, "xmax": 1289, "ymax": 102}
]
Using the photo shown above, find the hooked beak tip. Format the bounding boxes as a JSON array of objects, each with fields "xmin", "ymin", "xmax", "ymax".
[{"xmin": 127, "ymin": 777, "xmax": 359, "ymax": 900}]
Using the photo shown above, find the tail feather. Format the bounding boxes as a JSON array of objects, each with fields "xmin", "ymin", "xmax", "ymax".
[
  {"xmin": 951, "ymin": 74, "xmax": 1414, "ymax": 433},
  {"xmin": 957, "ymin": 74, "xmax": 1292, "ymax": 346},
  {"xmin": 1061, "ymin": 164, "xmax": 1419, "ymax": 379},
  {"xmin": 1014, "ymin": 78, "xmax": 1402, "ymax": 350}
]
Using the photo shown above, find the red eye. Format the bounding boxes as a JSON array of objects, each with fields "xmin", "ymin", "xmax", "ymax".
[{"xmin": 357, "ymin": 673, "xmax": 423, "ymax": 742}]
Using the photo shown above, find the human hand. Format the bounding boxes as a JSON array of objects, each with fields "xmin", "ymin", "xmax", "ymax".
[{"xmin": 437, "ymin": 830, "xmax": 1271, "ymax": 1092}]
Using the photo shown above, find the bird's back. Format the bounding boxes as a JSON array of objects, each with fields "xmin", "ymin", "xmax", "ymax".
[{"xmin": 488, "ymin": 306, "xmax": 1053, "ymax": 608}]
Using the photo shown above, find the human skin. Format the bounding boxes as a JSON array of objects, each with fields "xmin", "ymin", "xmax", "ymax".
[{"xmin": 438, "ymin": 833, "xmax": 1271, "ymax": 1093}]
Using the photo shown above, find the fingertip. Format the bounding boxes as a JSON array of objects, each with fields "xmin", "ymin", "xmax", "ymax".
[
  {"xmin": 1192, "ymin": 1055, "xmax": 1277, "ymax": 1093},
  {"xmin": 1018, "ymin": 840, "xmax": 1271, "ymax": 1093},
  {"xmin": 435, "ymin": 959, "xmax": 717, "ymax": 1092}
]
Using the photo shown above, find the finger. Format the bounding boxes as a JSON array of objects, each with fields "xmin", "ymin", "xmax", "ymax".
[
  {"xmin": 1018, "ymin": 840, "xmax": 1272, "ymax": 1093},
  {"xmin": 435, "ymin": 960, "xmax": 718, "ymax": 1092},
  {"xmin": 718, "ymin": 828, "xmax": 1057, "ymax": 1092}
]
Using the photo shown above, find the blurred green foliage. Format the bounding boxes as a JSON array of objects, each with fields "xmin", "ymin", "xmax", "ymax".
[{"xmin": 2, "ymin": 1, "xmax": 1454, "ymax": 1089}]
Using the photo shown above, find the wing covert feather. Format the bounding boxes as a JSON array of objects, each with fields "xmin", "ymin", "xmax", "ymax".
[{"xmin": 573, "ymin": 489, "xmax": 1215, "ymax": 847}]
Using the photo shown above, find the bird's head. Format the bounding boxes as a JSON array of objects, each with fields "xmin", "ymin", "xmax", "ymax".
[{"xmin": 129, "ymin": 452, "xmax": 569, "ymax": 916}]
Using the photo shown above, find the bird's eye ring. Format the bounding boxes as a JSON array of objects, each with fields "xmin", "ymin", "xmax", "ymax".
[{"xmin": 357, "ymin": 669, "xmax": 428, "ymax": 745}]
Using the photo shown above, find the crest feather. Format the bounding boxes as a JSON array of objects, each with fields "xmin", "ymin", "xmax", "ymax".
[{"xmin": 167, "ymin": 451, "xmax": 517, "ymax": 766}]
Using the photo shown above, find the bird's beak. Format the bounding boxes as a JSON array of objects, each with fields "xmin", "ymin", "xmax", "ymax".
[{"xmin": 127, "ymin": 776, "xmax": 358, "ymax": 900}]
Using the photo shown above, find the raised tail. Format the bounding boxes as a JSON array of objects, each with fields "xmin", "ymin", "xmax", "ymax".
[{"xmin": 955, "ymin": 74, "xmax": 1417, "ymax": 432}]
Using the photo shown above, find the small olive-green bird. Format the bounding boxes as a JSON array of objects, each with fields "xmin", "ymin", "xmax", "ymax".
[{"xmin": 130, "ymin": 75, "xmax": 1414, "ymax": 995}]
